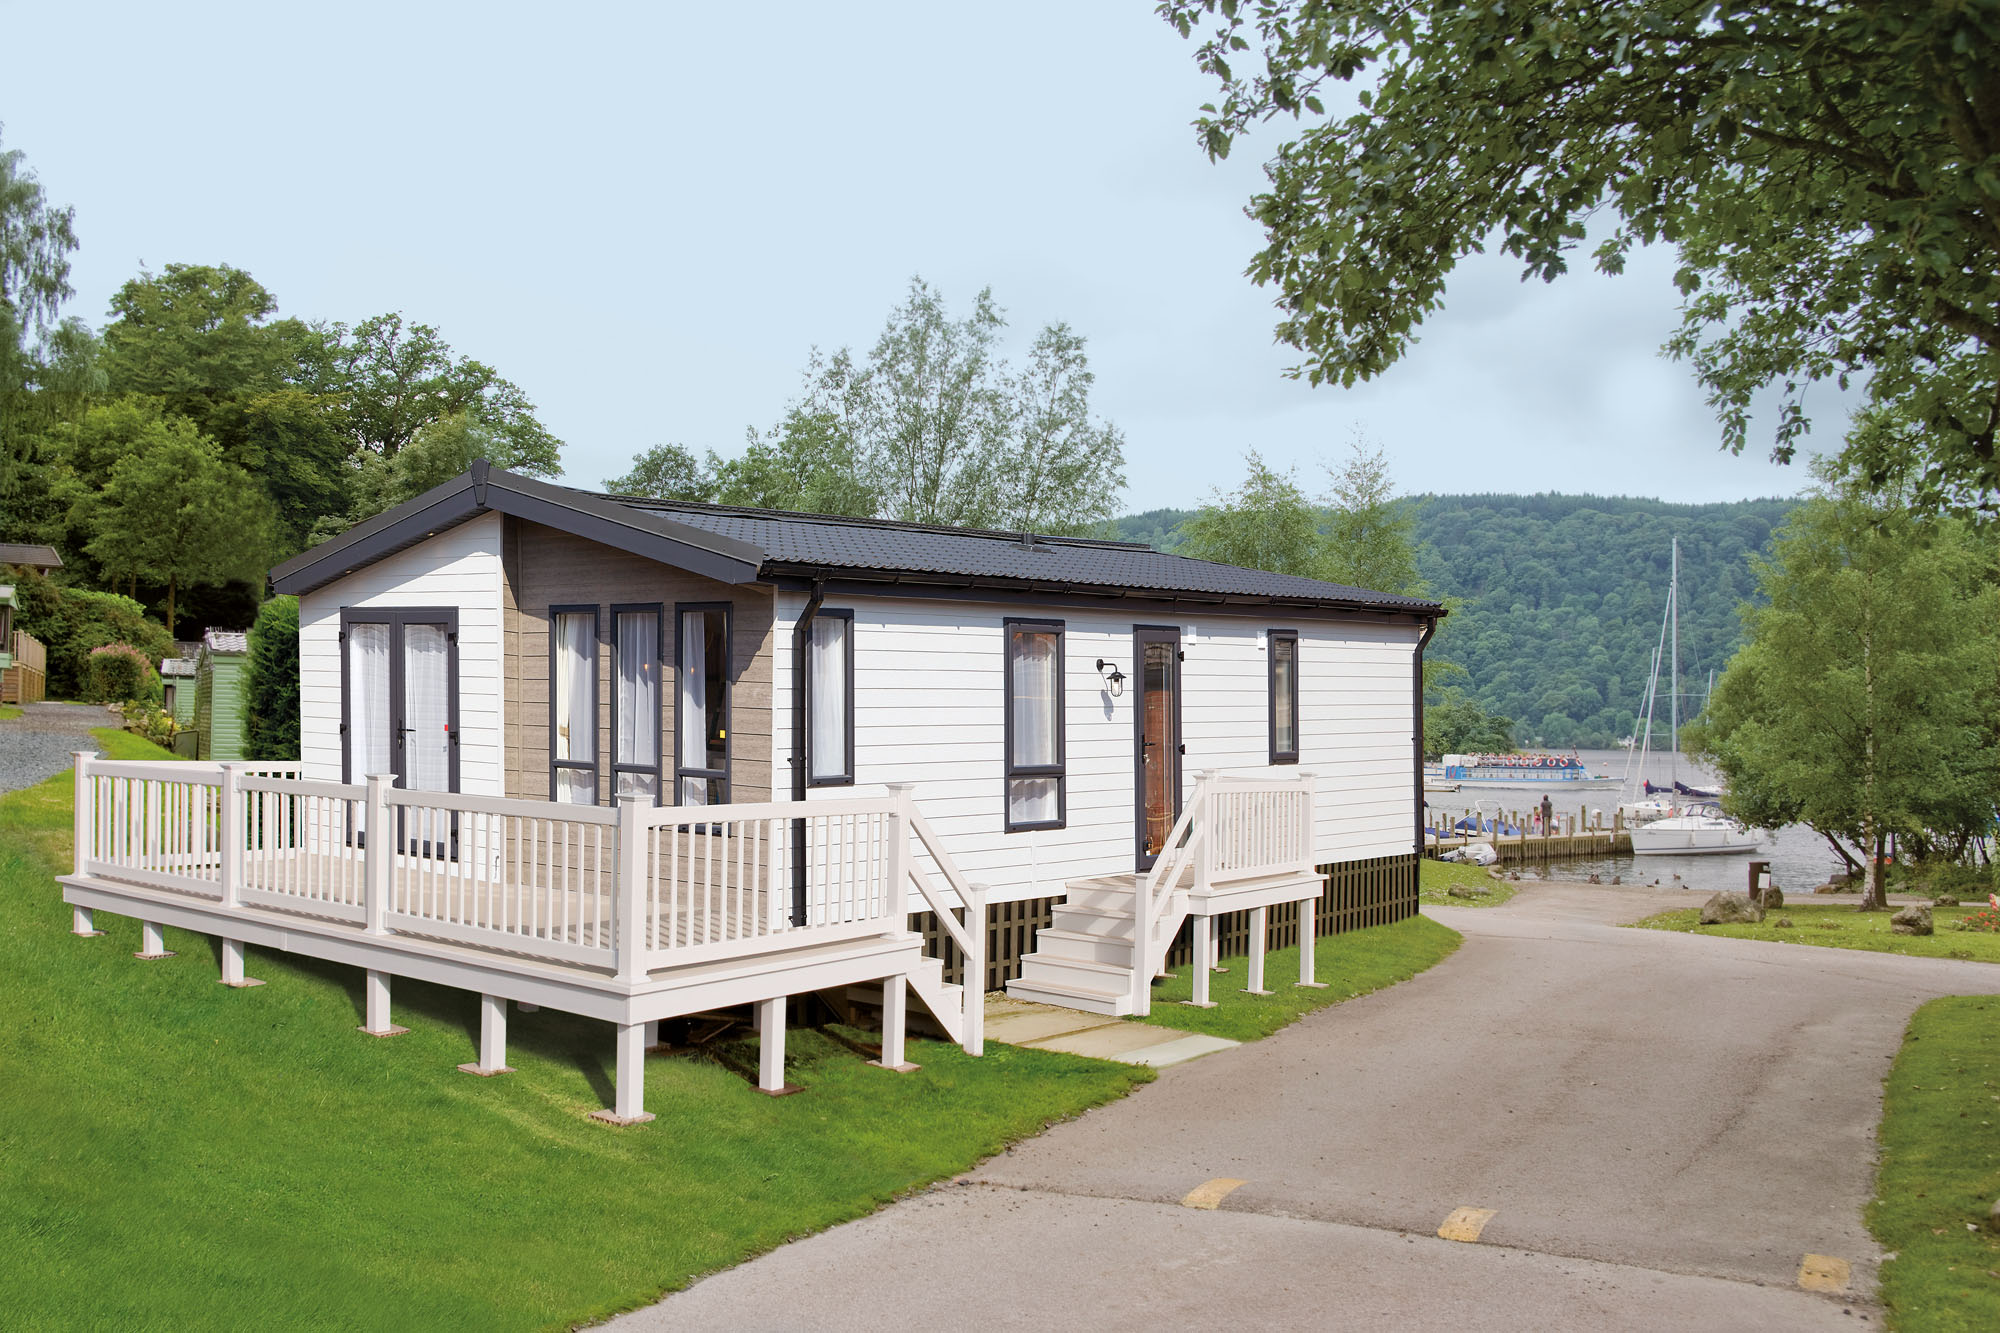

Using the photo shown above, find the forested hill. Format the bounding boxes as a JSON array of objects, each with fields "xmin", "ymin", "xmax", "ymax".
[{"xmin": 1116, "ymin": 493, "xmax": 1799, "ymax": 748}]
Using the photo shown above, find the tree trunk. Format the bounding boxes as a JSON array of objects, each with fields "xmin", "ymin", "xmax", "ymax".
[
  {"xmin": 1821, "ymin": 831, "xmax": 1863, "ymax": 876},
  {"xmin": 164, "ymin": 575, "xmax": 176, "ymax": 640},
  {"xmin": 1861, "ymin": 827, "xmax": 1889, "ymax": 911}
]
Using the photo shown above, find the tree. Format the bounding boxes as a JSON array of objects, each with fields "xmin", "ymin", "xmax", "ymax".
[
  {"xmin": 1423, "ymin": 686, "xmax": 1515, "ymax": 760},
  {"xmin": 1687, "ymin": 490, "xmax": 2000, "ymax": 909},
  {"xmin": 0, "ymin": 128, "xmax": 93, "ymax": 504},
  {"xmin": 1164, "ymin": 1, "xmax": 2000, "ymax": 516},
  {"xmin": 309, "ymin": 411, "xmax": 553, "ymax": 543},
  {"xmin": 1320, "ymin": 439, "xmax": 1421, "ymax": 594},
  {"xmin": 244, "ymin": 595, "xmax": 301, "ymax": 762},
  {"xmin": 78, "ymin": 419, "xmax": 276, "ymax": 636},
  {"xmin": 605, "ymin": 442, "xmax": 716, "ymax": 502},
  {"xmin": 995, "ymin": 323, "xmax": 1128, "ymax": 534},
  {"xmin": 304, "ymin": 313, "xmax": 561, "ymax": 473},
  {"xmin": 716, "ymin": 403, "xmax": 880, "ymax": 515},
  {"xmin": 1178, "ymin": 449, "xmax": 1322, "ymax": 575}
]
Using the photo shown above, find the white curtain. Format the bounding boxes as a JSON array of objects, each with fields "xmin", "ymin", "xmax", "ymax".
[
  {"xmin": 348, "ymin": 623, "xmax": 390, "ymax": 830},
  {"xmin": 403, "ymin": 624, "xmax": 450, "ymax": 793},
  {"xmin": 808, "ymin": 615, "xmax": 848, "ymax": 781},
  {"xmin": 679, "ymin": 610, "xmax": 708, "ymax": 806},
  {"xmin": 1008, "ymin": 630, "xmax": 1057, "ymax": 824},
  {"xmin": 553, "ymin": 612, "xmax": 594, "ymax": 803},
  {"xmin": 617, "ymin": 610, "xmax": 660, "ymax": 800}
]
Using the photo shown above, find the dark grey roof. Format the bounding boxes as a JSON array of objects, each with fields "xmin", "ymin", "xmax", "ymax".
[
  {"xmin": 597, "ymin": 492, "xmax": 1441, "ymax": 613},
  {"xmin": 0, "ymin": 542, "xmax": 62, "ymax": 570},
  {"xmin": 269, "ymin": 461, "xmax": 1441, "ymax": 617}
]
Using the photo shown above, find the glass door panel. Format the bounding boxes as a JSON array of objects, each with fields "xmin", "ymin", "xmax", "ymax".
[{"xmin": 1134, "ymin": 628, "xmax": 1181, "ymax": 870}]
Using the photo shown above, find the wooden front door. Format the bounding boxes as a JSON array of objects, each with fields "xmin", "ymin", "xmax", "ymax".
[{"xmin": 1133, "ymin": 626, "xmax": 1181, "ymax": 871}]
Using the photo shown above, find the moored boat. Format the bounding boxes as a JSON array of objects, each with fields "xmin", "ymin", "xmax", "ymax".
[{"xmin": 1628, "ymin": 803, "xmax": 1764, "ymax": 856}]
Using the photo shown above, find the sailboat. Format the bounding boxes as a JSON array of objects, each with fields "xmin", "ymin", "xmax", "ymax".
[{"xmin": 1624, "ymin": 538, "xmax": 1764, "ymax": 857}]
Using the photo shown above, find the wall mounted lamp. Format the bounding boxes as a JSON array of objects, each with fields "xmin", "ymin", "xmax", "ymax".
[{"xmin": 1096, "ymin": 658, "xmax": 1126, "ymax": 697}]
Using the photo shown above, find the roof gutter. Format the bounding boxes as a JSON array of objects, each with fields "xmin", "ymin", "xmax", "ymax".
[{"xmin": 787, "ymin": 575, "xmax": 826, "ymax": 926}]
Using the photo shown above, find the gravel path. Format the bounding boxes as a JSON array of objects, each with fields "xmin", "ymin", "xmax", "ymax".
[{"xmin": 0, "ymin": 702, "xmax": 120, "ymax": 794}]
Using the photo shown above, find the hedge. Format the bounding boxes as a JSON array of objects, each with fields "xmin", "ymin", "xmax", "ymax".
[{"xmin": 244, "ymin": 595, "xmax": 300, "ymax": 762}]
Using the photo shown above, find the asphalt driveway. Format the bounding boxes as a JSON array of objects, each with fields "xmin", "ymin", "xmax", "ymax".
[{"xmin": 614, "ymin": 884, "xmax": 2000, "ymax": 1330}]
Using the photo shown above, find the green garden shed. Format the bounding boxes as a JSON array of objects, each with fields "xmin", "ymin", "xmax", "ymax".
[
  {"xmin": 191, "ymin": 629, "xmax": 249, "ymax": 761},
  {"xmin": 159, "ymin": 657, "xmax": 197, "ymax": 726}
]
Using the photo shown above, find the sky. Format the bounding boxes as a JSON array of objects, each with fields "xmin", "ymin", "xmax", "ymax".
[{"xmin": 4, "ymin": 1, "xmax": 1834, "ymax": 512}]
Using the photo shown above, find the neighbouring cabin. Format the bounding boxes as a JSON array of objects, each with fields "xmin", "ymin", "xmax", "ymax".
[
  {"xmin": 189, "ymin": 630, "xmax": 249, "ymax": 761},
  {"xmin": 57, "ymin": 461, "xmax": 1445, "ymax": 1123},
  {"xmin": 1, "ymin": 544, "xmax": 62, "ymax": 706},
  {"xmin": 160, "ymin": 657, "xmax": 197, "ymax": 725}
]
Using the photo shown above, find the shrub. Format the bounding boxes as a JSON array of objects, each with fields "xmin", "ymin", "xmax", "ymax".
[
  {"xmin": 120, "ymin": 701, "xmax": 180, "ymax": 748},
  {"xmin": 85, "ymin": 643, "xmax": 159, "ymax": 703},
  {"xmin": 11, "ymin": 569, "xmax": 175, "ymax": 698},
  {"xmin": 243, "ymin": 595, "xmax": 300, "ymax": 762}
]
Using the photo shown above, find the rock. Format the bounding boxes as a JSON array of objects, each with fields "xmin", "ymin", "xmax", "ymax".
[
  {"xmin": 1759, "ymin": 884, "xmax": 1785, "ymax": 911},
  {"xmin": 1936, "ymin": 895, "xmax": 1960, "ymax": 908},
  {"xmin": 1610, "ymin": 875, "xmax": 1622, "ymax": 885},
  {"xmin": 1446, "ymin": 884, "xmax": 1490, "ymax": 899},
  {"xmin": 1774, "ymin": 917, "xmax": 1794, "ymax": 929},
  {"xmin": 1892, "ymin": 904, "xmax": 1934, "ymax": 936},
  {"xmin": 1989, "ymin": 1197, "xmax": 2000, "ymax": 1234},
  {"xmin": 1586, "ymin": 873, "xmax": 1602, "ymax": 884},
  {"xmin": 1700, "ymin": 891, "xmax": 1764, "ymax": 925}
]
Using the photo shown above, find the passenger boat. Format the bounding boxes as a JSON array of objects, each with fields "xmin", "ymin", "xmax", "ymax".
[{"xmin": 1424, "ymin": 752, "xmax": 1620, "ymax": 788}]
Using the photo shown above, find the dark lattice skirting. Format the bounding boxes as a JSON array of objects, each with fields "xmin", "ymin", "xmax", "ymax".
[{"xmin": 915, "ymin": 852, "xmax": 1420, "ymax": 992}]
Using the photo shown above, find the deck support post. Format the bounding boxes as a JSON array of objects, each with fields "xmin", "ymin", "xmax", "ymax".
[
  {"xmin": 1243, "ymin": 906, "xmax": 1272, "ymax": 995},
  {"xmin": 71, "ymin": 905, "xmax": 103, "ymax": 937},
  {"xmin": 1296, "ymin": 894, "xmax": 1326, "ymax": 989},
  {"xmin": 135, "ymin": 920, "xmax": 174, "ymax": 960},
  {"xmin": 962, "ymin": 883, "xmax": 988, "ymax": 1055},
  {"xmin": 71, "ymin": 750, "xmax": 97, "ymax": 881},
  {"xmin": 359, "ymin": 969, "xmax": 406, "ymax": 1037},
  {"xmin": 363, "ymin": 773, "xmax": 392, "ymax": 936},
  {"xmin": 459, "ymin": 993, "xmax": 513, "ymax": 1075},
  {"xmin": 644, "ymin": 1019, "xmax": 662, "ymax": 1049},
  {"xmin": 590, "ymin": 1022, "xmax": 655, "ymax": 1125},
  {"xmin": 754, "ymin": 996, "xmax": 799, "ymax": 1095},
  {"xmin": 218, "ymin": 937, "xmax": 263, "ymax": 988},
  {"xmin": 1184, "ymin": 914, "xmax": 1216, "ymax": 1008},
  {"xmin": 615, "ymin": 795, "xmax": 648, "ymax": 985},
  {"xmin": 873, "ymin": 973, "xmax": 918, "ymax": 1073}
]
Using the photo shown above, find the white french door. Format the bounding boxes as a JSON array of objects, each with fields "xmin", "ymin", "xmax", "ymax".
[{"xmin": 342, "ymin": 608, "xmax": 459, "ymax": 847}]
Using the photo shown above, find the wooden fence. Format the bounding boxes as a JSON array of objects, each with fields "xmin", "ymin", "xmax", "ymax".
[{"xmin": 2, "ymin": 629, "xmax": 45, "ymax": 704}]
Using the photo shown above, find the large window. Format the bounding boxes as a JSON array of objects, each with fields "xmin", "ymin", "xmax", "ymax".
[
  {"xmin": 1004, "ymin": 618, "xmax": 1065, "ymax": 831},
  {"xmin": 807, "ymin": 609, "xmax": 854, "ymax": 786},
  {"xmin": 1269, "ymin": 629, "xmax": 1299, "ymax": 764},
  {"xmin": 675, "ymin": 604, "xmax": 731, "ymax": 807},
  {"xmin": 549, "ymin": 607, "xmax": 598, "ymax": 803},
  {"xmin": 612, "ymin": 605, "xmax": 663, "ymax": 802}
]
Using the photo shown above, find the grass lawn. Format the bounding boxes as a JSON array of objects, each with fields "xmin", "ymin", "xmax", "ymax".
[
  {"xmin": 1418, "ymin": 856, "xmax": 1518, "ymax": 908},
  {"xmin": 0, "ymin": 730, "xmax": 1149, "ymax": 1331},
  {"xmin": 1132, "ymin": 913, "xmax": 1460, "ymax": 1042},
  {"xmin": 1631, "ymin": 902, "xmax": 2000, "ymax": 964},
  {"xmin": 1869, "ymin": 996, "xmax": 2000, "ymax": 1331},
  {"xmin": 0, "ymin": 704, "xmax": 20, "ymax": 721}
]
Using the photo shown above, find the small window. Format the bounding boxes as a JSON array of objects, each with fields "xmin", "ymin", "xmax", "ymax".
[
  {"xmin": 1004, "ymin": 619, "xmax": 1064, "ymax": 831},
  {"xmin": 612, "ymin": 605, "xmax": 663, "ymax": 802},
  {"xmin": 807, "ymin": 610, "xmax": 854, "ymax": 786},
  {"xmin": 675, "ymin": 604, "xmax": 731, "ymax": 807},
  {"xmin": 1269, "ymin": 630, "xmax": 1299, "ymax": 764},
  {"xmin": 550, "ymin": 607, "xmax": 599, "ymax": 803}
]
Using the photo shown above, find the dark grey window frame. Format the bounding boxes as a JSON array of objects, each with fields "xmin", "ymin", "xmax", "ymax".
[
  {"xmin": 673, "ymin": 601, "xmax": 733, "ymax": 808},
  {"xmin": 609, "ymin": 602, "xmax": 666, "ymax": 805},
  {"xmin": 1268, "ymin": 628, "xmax": 1300, "ymax": 765},
  {"xmin": 547, "ymin": 603, "xmax": 601, "ymax": 804},
  {"xmin": 805, "ymin": 608, "xmax": 856, "ymax": 788},
  {"xmin": 1003, "ymin": 617, "xmax": 1066, "ymax": 833}
]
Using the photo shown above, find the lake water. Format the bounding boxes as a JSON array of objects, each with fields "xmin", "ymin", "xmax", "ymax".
[{"xmin": 1426, "ymin": 748, "xmax": 1849, "ymax": 898}]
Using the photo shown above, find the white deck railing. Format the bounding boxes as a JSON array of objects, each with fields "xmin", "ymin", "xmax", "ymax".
[
  {"xmin": 1129, "ymin": 770, "xmax": 1318, "ymax": 1016},
  {"xmin": 71, "ymin": 755, "xmax": 969, "ymax": 1039}
]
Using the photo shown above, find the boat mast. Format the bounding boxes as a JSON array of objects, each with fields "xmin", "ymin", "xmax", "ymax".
[{"xmin": 1669, "ymin": 536, "xmax": 1680, "ymax": 786}]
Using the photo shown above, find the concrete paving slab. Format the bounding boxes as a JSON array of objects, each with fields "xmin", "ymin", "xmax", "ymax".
[
  {"xmin": 982, "ymin": 1005, "xmax": 1121, "ymax": 1046},
  {"xmin": 1021, "ymin": 1018, "xmax": 1226, "ymax": 1061},
  {"xmin": 1116, "ymin": 1033, "xmax": 1238, "ymax": 1067}
]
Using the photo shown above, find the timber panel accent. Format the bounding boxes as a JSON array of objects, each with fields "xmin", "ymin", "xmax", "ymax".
[{"xmin": 501, "ymin": 518, "xmax": 776, "ymax": 806}]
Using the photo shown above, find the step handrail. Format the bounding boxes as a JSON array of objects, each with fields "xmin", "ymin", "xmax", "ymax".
[
  {"xmin": 1130, "ymin": 776, "xmax": 1207, "ymax": 1017},
  {"xmin": 891, "ymin": 785, "xmax": 986, "ymax": 1055}
]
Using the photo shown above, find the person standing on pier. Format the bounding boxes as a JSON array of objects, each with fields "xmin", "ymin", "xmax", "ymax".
[{"xmin": 1540, "ymin": 793, "xmax": 1553, "ymax": 836}]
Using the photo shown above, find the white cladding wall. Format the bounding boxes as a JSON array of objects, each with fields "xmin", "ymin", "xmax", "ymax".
[
  {"xmin": 773, "ymin": 593, "xmax": 1420, "ymax": 903},
  {"xmin": 298, "ymin": 513, "xmax": 506, "ymax": 795}
]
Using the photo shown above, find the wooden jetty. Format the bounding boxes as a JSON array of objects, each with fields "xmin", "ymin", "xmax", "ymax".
[{"xmin": 1426, "ymin": 805, "xmax": 1633, "ymax": 865}]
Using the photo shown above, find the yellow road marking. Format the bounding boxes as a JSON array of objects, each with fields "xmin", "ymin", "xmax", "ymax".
[
  {"xmin": 1798, "ymin": 1254, "xmax": 1851, "ymax": 1292},
  {"xmin": 1181, "ymin": 1177, "xmax": 1247, "ymax": 1210},
  {"xmin": 1437, "ymin": 1207, "xmax": 1497, "ymax": 1242}
]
